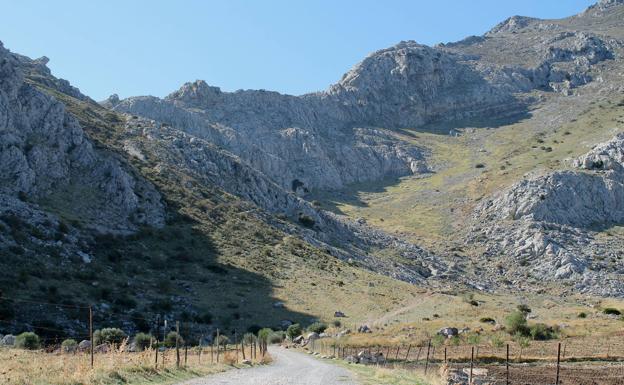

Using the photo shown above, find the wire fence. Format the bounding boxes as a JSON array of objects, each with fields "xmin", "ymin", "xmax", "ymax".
[{"xmin": 306, "ymin": 337, "xmax": 624, "ymax": 385}]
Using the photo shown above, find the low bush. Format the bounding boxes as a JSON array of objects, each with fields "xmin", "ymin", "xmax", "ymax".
[
  {"xmin": 164, "ymin": 332, "xmax": 184, "ymax": 348},
  {"xmin": 479, "ymin": 317, "xmax": 496, "ymax": 324},
  {"xmin": 529, "ymin": 323, "xmax": 558, "ymax": 341},
  {"xmin": 133, "ymin": 333, "xmax": 153, "ymax": 351},
  {"xmin": 577, "ymin": 312, "xmax": 587, "ymax": 318},
  {"xmin": 286, "ymin": 323, "xmax": 302, "ymax": 340},
  {"xmin": 15, "ymin": 332, "xmax": 40, "ymax": 350},
  {"xmin": 61, "ymin": 339, "xmax": 77, "ymax": 352},
  {"xmin": 94, "ymin": 328, "xmax": 127, "ymax": 345},
  {"xmin": 307, "ymin": 322, "xmax": 327, "ymax": 334},
  {"xmin": 268, "ymin": 331, "xmax": 285, "ymax": 344},
  {"xmin": 505, "ymin": 311, "xmax": 529, "ymax": 336},
  {"xmin": 603, "ymin": 308, "xmax": 621, "ymax": 316}
]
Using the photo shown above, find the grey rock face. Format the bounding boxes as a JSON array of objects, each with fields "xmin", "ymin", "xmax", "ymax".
[
  {"xmin": 1, "ymin": 334, "xmax": 15, "ymax": 346},
  {"xmin": 472, "ymin": 134, "xmax": 624, "ymax": 295},
  {"xmin": 0, "ymin": 41, "xmax": 165, "ymax": 233}
]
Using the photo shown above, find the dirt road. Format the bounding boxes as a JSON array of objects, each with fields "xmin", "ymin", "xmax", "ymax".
[{"xmin": 179, "ymin": 346, "xmax": 359, "ymax": 385}]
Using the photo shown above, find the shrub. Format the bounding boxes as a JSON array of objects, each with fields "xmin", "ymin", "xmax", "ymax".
[
  {"xmin": 577, "ymin": 312, "xmax": 587, "ymax": 318},
  {"xmin": 475, "ymin": 163, "xmax": 485, "ymax": 169},
  {"xmin": 268, "ymin": 331, "xmax": 285, "ymax": 344},
  {"xmin": 286, "ymin": 323, "xmax": 302, "ymax": 340},
  {"xmin": 479, "ymin": 317, "xmax": 496, "ymax": 324},
  {"xmin": 61, "ymin": 339, "xmax": 77, "ymax": 352},
  {"xmin": 164, "ymin": 332, "xmax": 184, "ymax": 347},
  {"xmin": 243, "ymin": 333, "xmax": 256, "ymax": 344},
  {"xmin": 215, "ymin": 334, "xmax": 229, "ymax": 347},
  {"xmin": 332, "ymin": 320, "xmax": 342, "ymax": 327},
  {"xmin": 133, "ymin": 333, "xmax": 153, "ymax": 351},
  {"xmin": 15, "ymin": 332, "xmax": 40, "ymax": 350},
  {"xmin": 258, "ymin": 328, "xmax": 272, "ymax": 343},
  {"xmin": 529, "ymin": 323, "xmax": 558, "ymax": 341},
  {"xmin": 603, "ymin": 308, "xmax": 621, "ymax": 316},
  {"xmin": 298, "ymin": 214, "xmax": 315, "ymax": 228},
  {"xmin": 489, "ymin": 333, "xmax": 505, "ymax": 348},
  {"xmin": 307, "ymin": 322, "xmax": 327, "ymax": 334},
  {"xmin": 505, "ymin": 311, "xmax": 529, "ymax": 336},
  {"xmin": 94, "ymin": 328, "xmax": 127, "ymax": 345},
  {"xmin": 517, "ymin": 304, "xmax": 532, "ymax": 314}
]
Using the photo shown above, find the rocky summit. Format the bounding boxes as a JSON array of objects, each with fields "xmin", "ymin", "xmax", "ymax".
[{"xmin": 1, "ymin": 0, "xmax": 624, "ymax": 333}]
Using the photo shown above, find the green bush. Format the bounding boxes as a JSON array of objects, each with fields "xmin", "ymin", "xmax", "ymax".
[
  {"xmin": 268, "ymin": 331, "xmax": 285, "ymax": 344},
  {"xmin": 243, "ymin": 333, "xmax": 256, "ymax": 344},
  {"xmin": 505, "ymin": 311, "xmax": 529, "ymax": 336},
  {"xmin": 479, "ymin": 317, "xmax": 496, "ymax": 324},
  {"xmin": 215, "ymin": 334, "xmax": 229, "ymax": 347},
  {"xmin": 15, "ymin": 332, "xmax": 40, "ymax": 350},
  {"xmin": 529, "ymin": 323, "xmax": 558, "ymax": 341},
  {"xmin": 332, "ymin": 320, "xmax": 342, "ymax": 327},
  {"xmin": 164, "ymin": 332, "xmax": 184, "ymax": 347},
  {"xmin": 61, "ymin": 339, "xmax": 77, "ymax": 352},
  {"xmin": 577, "ymin": 312, "xmax": 587, "ymax": 318},
  {"xmin": 603, "ymin": 308, "xmax": 621, "ymax": 316},
  {"xmin": 133, "ymin": 333, "xmax": 153, "ymax": 351},
  {"xmin": 258, "ymin": 328, "xmax": 272, "ymax": 343},
  {"xmin": 517, "ymin": 304, "xmax": 532, "ymax": 314},
  {"xmin": 307, "ymin": 322, "xmax": 327, "ymax": 334},
  {"xmin": 286, "ymin": 323, "xmax": 302, "ymax": 340},
  {"xmin": 94, "ymin": 328, "xmax": 127, "ymax": 345}
]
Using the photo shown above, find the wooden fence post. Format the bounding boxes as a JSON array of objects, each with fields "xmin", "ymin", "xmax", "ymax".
[
  {"xmin": 469, "ymin": 346, "xmax": 474, "ymax": 385},
  {"xmin": 234, "ymin": 330, "xmax": 238, "ymax": 364},
  {"xmin": 175, "ymin": 321, "xmax": 180, "ymax": 368},
  {"xmin": 425, "ymin": 339, "xmax": 431, "ymax": 374},
  {"xmin": 556, "ymin": 342, "xmax": 561, "ymax": 385},
  {"xmin": 154, "ymin": 315, "xmax": 160, "ymax": 368},
  {"xmin": 216, "ymin": 328, "xmax": 220, "ymax": 363},
  {"xmin": 506, "ymin": 344, "xmax": 509, "ymax": 385},
  {"xmin": 404, "ymin": 344, "xmax": 412, "ymax": 362},
  {"xmin": 395, "ymin": 346, "xmax": 400, "ymax": 360},
  {"xmin": 89, "ymin": 306, "xmax": 94, "ymax": 368},
  {"xmin": 444, "ymin": 347, "xmax": 447, "ymax": 363}
]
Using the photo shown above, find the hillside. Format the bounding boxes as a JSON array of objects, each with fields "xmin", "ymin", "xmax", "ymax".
[{"xmin": 1, "ymin": 0, "xmax": 624, "ymax": 341}]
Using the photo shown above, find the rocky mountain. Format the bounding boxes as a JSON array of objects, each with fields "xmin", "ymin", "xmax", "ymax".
[{"xmin": 1, "ymin": 0, "xmax": 624, "ymax": 335}]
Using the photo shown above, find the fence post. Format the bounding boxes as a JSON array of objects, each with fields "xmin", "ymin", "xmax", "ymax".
[
  {"xmin": 242, "ymin": 339, "xmax": 246, "ymax": 360},
  {"xmin": 469, "ymin": 346, "xmax": 474, "ymax": 385},
  {"xmin": 234, "ymin": 330, "xmax": 238, "ymax": 364},
  {"xmin": 184, "ymin": 345, "xmax": 188, "ymax": 367},
  {"xmin": 154, "ymin": 315, "xmax": 160, "ymax": 368},
  {"xmin": 444, "ymin": 347, "xmax": 447, "ymax": 363},
  {"xmin": 216, "ymin": 328, "xmax": 220, "ymax": 363},
  {"xmin": 199, "ymin": 334, "xmax": 203, "ymax": 364},
  {"xmin": 425, "ymin": 339, "xmax": 431, "ymax": 374},
  {"xmin": 556, "ymin": 342, "xmax": 561, "ymax": 385},
  {"xmin": 506, "ymin": 344, "xmax": 509, "ymax": 385},
  {"xmin": 175, "ymin": 321, "xmax": 180, "ymax": 368},
  {"xmin": 404, "ymin": 344, "xmax": 412, "ymax": 362},
  {"xmin": 395, "ymin": 346, "xmax": 400, "ymax": 360},
  {"xmin": 89, "ymin": 305, "xmax": 94, "ymax": 369}
]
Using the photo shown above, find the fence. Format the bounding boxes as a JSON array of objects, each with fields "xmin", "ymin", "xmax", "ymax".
[{"xmin": 306, "ymin": 337, "xmax": 624, "ymax": 385}]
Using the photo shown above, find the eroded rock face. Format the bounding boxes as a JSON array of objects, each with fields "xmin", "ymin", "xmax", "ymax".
[
  {"xmin": 472, "ymin": 134, "xmax": 624, "ymax": 295},
  {"xmin": 0, "ymin": 41, "xmax": 165, "ymax": 233}
]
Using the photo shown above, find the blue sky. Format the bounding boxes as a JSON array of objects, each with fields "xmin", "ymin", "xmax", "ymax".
[{"xmin": 0, "ymin": 0, "xmax": 595, "ymax": 100}]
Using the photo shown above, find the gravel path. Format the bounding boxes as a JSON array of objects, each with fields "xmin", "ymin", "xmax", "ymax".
[{"xmin": 178, "ymin": 346, "xmax": 359, "ymax": 385}]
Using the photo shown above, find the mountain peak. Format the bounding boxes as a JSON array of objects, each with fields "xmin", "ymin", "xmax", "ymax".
[{"xmin": 166, "ymin": 79, "xmax": 222, "ymax": 106}]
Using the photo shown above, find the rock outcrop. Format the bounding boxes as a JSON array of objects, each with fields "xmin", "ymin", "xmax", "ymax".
[
  {"xmin": 0, "ymin": 41, "xmax": 165, "ymax": 236},
  {"xmin": 472, "ymin": 134, "xmax": 624, "ymax": 295}
]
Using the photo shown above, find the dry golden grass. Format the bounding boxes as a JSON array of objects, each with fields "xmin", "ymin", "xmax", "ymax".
[{"xmin": 0, "ymin": 344, "xmax": 269, "ymax": 385}]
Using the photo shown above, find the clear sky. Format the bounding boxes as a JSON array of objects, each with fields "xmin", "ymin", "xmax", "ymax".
[{"xmin": 0, "ymin": 0, "xmax": 596, "ymax": 100}]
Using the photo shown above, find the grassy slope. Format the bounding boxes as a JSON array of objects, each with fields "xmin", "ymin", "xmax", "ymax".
[
  {"xmin": 313, "ymin": 92, "xmax": 624, "ymax": 250},
  {"xmin": 3, "ymin": 80, "xmax": 432, "ymax": 337}
]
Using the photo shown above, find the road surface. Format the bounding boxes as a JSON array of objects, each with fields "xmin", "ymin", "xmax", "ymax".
[{"xmin": 179, "ymin": 346, "xmax": 359, "ymax": 385}]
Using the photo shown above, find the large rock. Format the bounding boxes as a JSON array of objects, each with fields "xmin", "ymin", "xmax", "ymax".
[{"xmin": 1, "ymin": 334, "xmax": 15, "ymax": 346}]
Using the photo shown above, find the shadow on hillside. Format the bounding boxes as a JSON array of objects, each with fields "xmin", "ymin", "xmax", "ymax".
[
  {"xmin": 402, "ymin": 109, "xmax": 533, "ymax": 136},
  {"xmin": 310, "ymin": 176, "xmax": 405, "ymax": 216}
]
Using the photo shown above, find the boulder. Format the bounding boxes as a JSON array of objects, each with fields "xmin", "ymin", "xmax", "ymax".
[
  {"xmin": 242, "ymin": 359, "xmax": 252, "ymax": 365},
  {"xmin": 1, "ymin": 334, "xmax": 15, "ymax": 346},
  {"xmin": 334, "ymin": 311, "xmax": 346, "ymax": 318},
  {"xmin": 438, "ymin": 327, "xmax": 459, "ymax": 338},
  {"xmin": 94, "ymin": 343, "xmax": 109, "ymax": 353},
  {"xmin": 293, "ymin": 335, "xmax": 305, "ymax": 344},
  {"xmin": 345, "ymin": 355, "xmax": 358, "ymax": 364},
  {"xmin": 78, "ymin": 340, "xmax": 91, "ymax": 351},
  {"xmin": 273, "ymin": 302, "xmax": 285, "ymax": 309},
  {"xmin": 306, "ymin": 332, "xmax": 320, "ymax": 341},
  {"xmin": 357, "ymin": 325, "xmax": 372, "ymax": 333}
]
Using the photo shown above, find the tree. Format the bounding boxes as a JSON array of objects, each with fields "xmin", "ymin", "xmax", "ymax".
[
  {"xmin": 61, "ymin": 339, "xmax": 78, "ymax": 352},
  {"xmin": 514, "ymin": 333, "xmax": 531, "ymax": 361},
  {"xmin": 164, "ymin": 331, "xmax": 184, "ymax": 348},
  {"xmin": 505, "ymin": 311, "xmax": 529, "ymax": 336},
  {"xmin": 286, "ymin": 323, "xmax": 302, "ymax": 340},
  {"xmin": 307, "ymin": 322, "xmax": 327, "ymax": 334}
]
